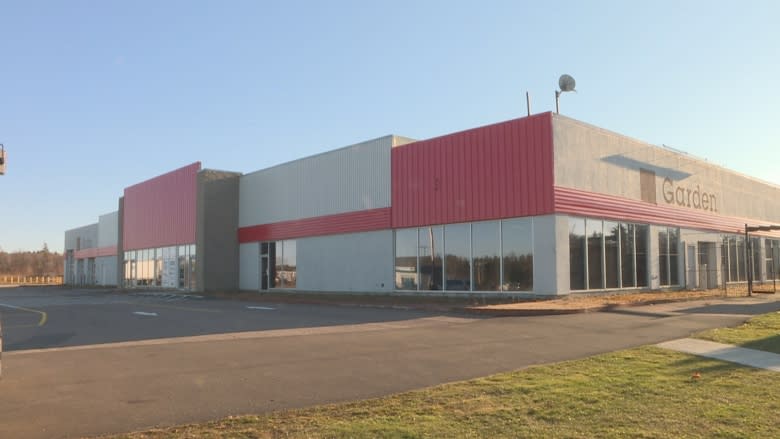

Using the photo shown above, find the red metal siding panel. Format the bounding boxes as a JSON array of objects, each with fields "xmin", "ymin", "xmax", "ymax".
[
  {"xmin": 123, "ymin": 162, "xmax": 200, "ymax": 251},
  {"xmin": 96, "ymin": 245, "xmax": 118, "ymax": 257},
  {"xmin": 74, "ymin": 248, "xmax": 97, "ymax": 259},
  {"xmin": 554, "ymin": 186, "xmax": 780, "ymax": 238},
  {"xmin": 74, "ymin": 246, "xmax": 116, "ymax": 259},
  {"xmin": 391, "ymin": 112, "xmax": 555, "ymax": 228},
  {"xmin": 238, "ymin": 207, "xmax": 392, "ymax": 243}
]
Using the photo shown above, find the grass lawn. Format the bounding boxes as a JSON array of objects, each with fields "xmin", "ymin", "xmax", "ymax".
[
  {"xmin": 111, "ymin": 346, "xmax": 780, "ymax": 439},
  {"xmin": 694, "ymin": 311, "xmax": 780, "ymax": 354}
]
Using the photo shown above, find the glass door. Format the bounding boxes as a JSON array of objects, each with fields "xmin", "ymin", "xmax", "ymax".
[{"xmin": 260, "ymin": 242, "xmax": 269, "ymax": 290}]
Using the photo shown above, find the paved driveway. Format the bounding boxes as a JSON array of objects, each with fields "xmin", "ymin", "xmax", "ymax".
[
  {"xmin": 1, "ymin": 286, "xmax": 778, "ymax": 439},
  {"xmin": 0, "ymin": 287, "xmax": 436, "ymax": 351}
]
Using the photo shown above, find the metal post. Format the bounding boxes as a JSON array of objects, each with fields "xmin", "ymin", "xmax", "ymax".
[
  {"xmin": 526, "ymin": 91, "xmax": 531, "ymax": 116},
  {"xmin": 745, "ymin": 224, "xmax": 752, "ymax": 297},
  {"xmin": 555, "ymin": 90, "xmax": 561, "ymax": 114},
  {"xmin": 773, "ymin": 241, "xmax": 777, "ymax": 294}
]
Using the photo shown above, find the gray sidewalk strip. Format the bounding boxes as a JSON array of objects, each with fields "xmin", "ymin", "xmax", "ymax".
[{"xmin": 657, "ymin": 338, "xmax": 780, "ymax": 372}]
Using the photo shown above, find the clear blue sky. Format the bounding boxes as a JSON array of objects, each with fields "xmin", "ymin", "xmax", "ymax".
[{"xmin": 1, "ymin": 1, "xmax": 778, "ymax": 252}]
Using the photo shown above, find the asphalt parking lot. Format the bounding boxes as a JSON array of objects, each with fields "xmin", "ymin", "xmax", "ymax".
[
  {"xmin": 0, "ymin": 286, "xmax": 438, "ymax": 351},
  {"xmin": 2, "ymin": 285, "xmax": 779, "ymax": 439}
]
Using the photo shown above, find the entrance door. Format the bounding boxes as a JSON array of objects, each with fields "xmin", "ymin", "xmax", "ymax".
[
  {"xmin": 698, "ymin": 242, "xmax": 717, "ymax": 289},
  {"xmin": 260, "ymin": 242, "xmax": 271, "ymax": 291}
]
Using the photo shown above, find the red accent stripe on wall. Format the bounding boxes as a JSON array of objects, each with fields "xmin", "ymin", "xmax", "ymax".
[
  {"xmin": 554, "ymin": 186, "xmax": 780, "ymax": 238},
  {"xmin": 74, "ymin": 245, "xmax": 117, "ymax": 259},
  {"xmin": 123, "ymin": 162, "xmax": 200, "ymax": 251},
  {"xmin": 391, "ymin": 112, "xmax": 554, "ymax": 228},
  {"xmin": 238, "ymin": 208, "xmax": 391, "ymax": 243}
]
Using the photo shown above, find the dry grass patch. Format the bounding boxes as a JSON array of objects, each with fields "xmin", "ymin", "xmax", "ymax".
[{"xmin": 472, "ymin": 290, "xmax": 725, "ymax": 311}]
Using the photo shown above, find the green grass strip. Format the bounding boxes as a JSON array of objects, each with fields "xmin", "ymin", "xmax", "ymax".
[
  {"xmin": 113, "ymin": 346, "xmax": 780, "ymax": 439},
  {"xmin": 695, "ymin": 311, "xmax": 780, "ymax": 354}
]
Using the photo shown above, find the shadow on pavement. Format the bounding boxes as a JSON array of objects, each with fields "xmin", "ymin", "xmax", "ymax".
[{"xmin": 675, "ymin": 301, "xmax": 780, "ymax": 316}]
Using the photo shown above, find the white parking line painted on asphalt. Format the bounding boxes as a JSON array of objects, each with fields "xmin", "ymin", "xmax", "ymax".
[
  {"xmin": 133, "ymin": 312, "xmax": 159, "ymax": 317},
  {"xmin": 246, "ymin": 306, "xmax": 276, "ymax": 310},
  {"xmin": 9, "ymin": 316, "xmax": 478, "ymax": 355}
]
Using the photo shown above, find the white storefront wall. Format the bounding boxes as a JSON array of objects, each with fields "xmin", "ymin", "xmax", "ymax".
[
  {"xmin": 296, "ymin": 230, "xmax": 394, "ymax": 292},
  {"xmin": 95, "ymin": 256, "xmax": 117, "ymax": 286}
]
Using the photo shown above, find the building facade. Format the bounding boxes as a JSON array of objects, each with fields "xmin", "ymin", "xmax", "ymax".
[
  {"xmin": 64, "ymin": 112, "xmax": 780, "ymax": 295},
  {"xmin": 64, "ymin": 211, "xmax": 118, "ymax": 286}
]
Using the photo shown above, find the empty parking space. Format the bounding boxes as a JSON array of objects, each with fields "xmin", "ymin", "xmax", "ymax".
[{"xmin": 0, "ymin": 286, "xmax": 441, "ymax": 351}]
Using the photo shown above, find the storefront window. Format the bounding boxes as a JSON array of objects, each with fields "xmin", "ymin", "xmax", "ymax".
[
  {"xmin": 620, "ymin": 224, "xmax": 635, "ymax": 288},
  {"xmin": 444, "ymin": 224, "xmax": 471, "ymax": 291},
  {"xmin": 569, "ymin": 218, "xmax": 586, "ymax": 290},
  {"xmin": 395, "ymin": 229, "xmax": 418, "ymax": 290},
  {"xmin": 727, "ymin": 236, "xmax": 739, "ymax": 282},
  {"xmin": 419, "ymin": 227, "xmax": 444, "ymax": 290},
  {"xmin": 587, "ymin": 220, "xmax": 604, "ymax": 289},
  {"xmin": 766, "ymin": 240, "xmax": 779, "ymax": 281},
  {"xmin": 272, "ymin": 241, "xmax": 301, "ymax": 289},
  {"xmin": 668, "ymin": 228, "xmax": 680, "ymax": 286},
  {"xmin": 751, "ymin": 237, "xmax": 761, "ymax": 281},
  {"xmin": 472, "ymin": 221, "xmax": 500, "ymax": 291},
  {"xmin": 189, "ymin": 245, "xmax": 197, "ymax": 290},
  {"xmin": 736, "ymin": 237, "xmax": 747, "ymax": 282},
  {"xmin": 635, "ymin": 225, "xmax": 649, "ymax": 287},
  {"xmin": 502, "ymin": 218, "xmax": 533, "ymax": 291},
  {"xmin": 604, "ymin": 221, "xmax": 619, "ymax": 289},
  {"xmin": 122, "ymin": 245, "xmax": 196, "ymax": 290},
  {"xmin": 659, "ymin": 227, "xmax": 680, "ymax": 286},
  {"xmin": 283, "ymin": 240, "xmax": 297, "ymax": 288}
]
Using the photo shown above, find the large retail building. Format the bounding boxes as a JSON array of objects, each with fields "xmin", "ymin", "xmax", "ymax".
[{"xmin": 64, "ymin": 112, "xmax": 780, "ymax": 295}]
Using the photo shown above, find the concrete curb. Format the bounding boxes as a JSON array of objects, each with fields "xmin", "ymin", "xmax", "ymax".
[
  {"xmin": 462, "ymin": 295, "xmax": 747, "ymax": 317},
  {"xmin": 463, "ymin": 306, "xmax": 605, "ymax": 316},
  {"xmin": 0, "ymin": 315, "xmax": 3, "ymax": 378}
]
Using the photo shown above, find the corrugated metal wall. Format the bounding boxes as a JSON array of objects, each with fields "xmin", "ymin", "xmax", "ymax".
[
  {"xmin": 555, "ymin": 186, "xmax": 780, "ymax": 238},
  {"xmin": 97, "ymin": 211, "xmax": 118, "ymax": 248},
  {"xmin": 239, "ymin": 136, "xmax": 394, "ymax": 228},
  {"xmin": 238, "ymin": 207, "xmax": 390, "ymax": 242},
  {"xmin": 95, "ymin": 256, "xmax": 117, "ymax": 286},
  {"xmin": 123, "ymin": 162, "xmax": 200, "ymax": 250},
  {"xmin": 391, "ymin": 112, "xmax": 555, "ymax": 228},
  {"xmin": 64, "ymin": 223, "xmax": 99, "ymax": 251}
]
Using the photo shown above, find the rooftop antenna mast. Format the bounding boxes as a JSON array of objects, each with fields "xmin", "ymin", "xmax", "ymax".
[{"xmin": 555, "ymin": 74, "xmax": 576, "ymax": 114}]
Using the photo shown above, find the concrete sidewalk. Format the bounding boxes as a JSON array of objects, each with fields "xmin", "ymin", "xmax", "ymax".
[{"xmin": 657, "ymin": 338, "xmax": 780, "ymax": 372}]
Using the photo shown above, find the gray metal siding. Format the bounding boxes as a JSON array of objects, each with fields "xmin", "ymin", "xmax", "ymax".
[
  {"xmin": 97, "ymin": 211, "xmax": 119, "ymax": 248},
  {"xmin": 297, "ymin": 230, "xmax": 394, "ymax": 292},
  {"xmin": 95, "ymin": 256, "xmax": 117, "ymax": 286},
  {"xmin": 64, "ymin": 223, "xmax": 99, "ymax": 251},
  {"xmin": 391, "ymin": 135, "xmax": 417, "ymax": 147},
  {"xmin": 239, "ymin": 136, "xmax": 394, "ymax": 227},
  {"xmin": 553, "ymin": 115, "xmax": 780, "ymax": 223},
  {"xmin": 239, "ymin": 243, "xmax": 259, "ymax": 290}
]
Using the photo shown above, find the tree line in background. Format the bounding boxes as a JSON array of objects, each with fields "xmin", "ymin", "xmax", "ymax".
[{"xmin": 0, "ymin": 244, "xmax": 63, "ymax": 276}]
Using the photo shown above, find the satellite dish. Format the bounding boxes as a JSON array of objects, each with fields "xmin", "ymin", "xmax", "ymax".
[{"xmin": 558, "ymin": 74, "xmax": 576, "ymax": 92}]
